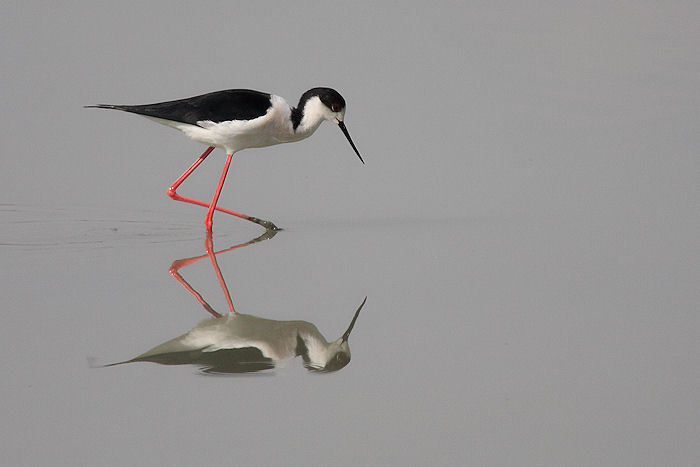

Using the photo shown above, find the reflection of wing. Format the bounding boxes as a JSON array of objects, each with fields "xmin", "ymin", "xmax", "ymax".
[{"xmin": 129, "ymin": 347, "xmax": 275, "ymax": 375}]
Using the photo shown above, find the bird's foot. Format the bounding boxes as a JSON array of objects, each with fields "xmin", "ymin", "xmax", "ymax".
[{"xmin": 249, "ymin": 217, "xmax": 281, "ymax": 231}]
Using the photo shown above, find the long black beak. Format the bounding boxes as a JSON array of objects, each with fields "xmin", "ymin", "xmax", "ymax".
[
  {"xmin": 342, "ymin": 297, "xmax": 367, "ymax": 342},
  {"xmin": 338, "ymin": 120, "xmax": 364, "ymax": 164}
]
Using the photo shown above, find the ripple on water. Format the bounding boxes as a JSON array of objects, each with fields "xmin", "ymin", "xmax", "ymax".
[{"xmin": 0, "ymin": 203, "xmax": 207, "ymax": 251}]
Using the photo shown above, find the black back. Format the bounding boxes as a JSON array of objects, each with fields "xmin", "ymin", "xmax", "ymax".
[{"xmin": 91, "ymin": 89, "xmax": 272, "ymax": 126}]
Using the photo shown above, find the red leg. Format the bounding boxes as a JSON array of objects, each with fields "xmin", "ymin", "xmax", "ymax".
[
  {"xmin": 204, "ymin": 153, "xmax": 233, "ymax": 233},
  {"xmin": 167, "ymin": 147, "xmax": 279, "ymax": 231},
  {"xmin": 167, "ymin": 146, "xmax": 215, "ymax": 198}
]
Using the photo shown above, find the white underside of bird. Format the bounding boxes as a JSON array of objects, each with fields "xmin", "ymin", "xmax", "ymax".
[{"xmin": 145, "ymin": 95, "xmax": 343, "ymax": 154}]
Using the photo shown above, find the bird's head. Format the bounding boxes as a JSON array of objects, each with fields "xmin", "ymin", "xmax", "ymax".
[
  {"xmin": 299, "ymin": 87, "xmax": 364, "ymax": 164},
  {"xmin": 303, "ymin": 297, "xmax": 367, "ymax": 373}
]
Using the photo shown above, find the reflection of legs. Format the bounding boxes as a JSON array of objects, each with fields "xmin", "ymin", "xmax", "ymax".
[
  {"xmin": 168, "ymin": 230, "xmax": 278, "ymax": 317},
  {"xmin": 169, "ymin": 255, "xmax": 222, "ymax": 318},
  {"xmin": 205, "ymin": 234, "xmax": 235, "ymax": 314},
  {"xmin": 167, "ymin": 147, "xmax": 279, "ymax": 231}
]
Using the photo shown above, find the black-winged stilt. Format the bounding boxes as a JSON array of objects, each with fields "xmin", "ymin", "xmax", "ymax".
[{"xmin": 87, "ymin": 88, "xmax": 363, "ymax": 232}]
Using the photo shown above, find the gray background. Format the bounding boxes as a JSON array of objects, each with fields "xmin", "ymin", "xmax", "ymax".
[{"xmin": 2, "ymin": 1, "xmax": 698, "ymax": 465}]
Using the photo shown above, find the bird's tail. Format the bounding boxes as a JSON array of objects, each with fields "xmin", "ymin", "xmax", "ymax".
[{"xmin": 84, "ymin": 104, "xmax": 128, "ymax": 110}]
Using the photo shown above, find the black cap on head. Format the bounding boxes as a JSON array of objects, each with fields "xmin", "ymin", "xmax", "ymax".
[{"xmin": 298, "ymin": 87, "xmax": 346, "ymax": 111}]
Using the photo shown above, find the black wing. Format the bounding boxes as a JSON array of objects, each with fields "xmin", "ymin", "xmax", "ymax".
[
  {"xmin": 88, "ymin": 89, "xmax": 273, "ymax": 126},
  {"xmin": 129, "ymin": 347, "xmax": 275, "ymax": 374}
]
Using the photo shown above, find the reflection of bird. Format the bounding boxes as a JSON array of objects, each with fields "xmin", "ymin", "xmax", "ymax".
[
  {"xmin": 106, "ymin": 298, "xmax": 366, "ymax": 374},
  {"xmin": 101, "ymin": 231, "xmax": 367, "ymax": 374},
  {"xmin": 87, "ymin": 88, "xmax": 363, "ymax": 232}
]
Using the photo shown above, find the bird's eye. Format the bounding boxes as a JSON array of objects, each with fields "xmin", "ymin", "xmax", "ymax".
[{"xmin": 331, "ymin": 104, "xmax": 341, "ymax": 112}]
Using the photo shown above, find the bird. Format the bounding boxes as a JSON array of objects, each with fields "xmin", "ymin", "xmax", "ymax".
[{"xmin": 86, "ymin": 87, "xmax": 364, "ymax": 233}]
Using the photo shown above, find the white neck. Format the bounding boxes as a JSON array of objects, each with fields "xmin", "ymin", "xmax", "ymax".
[{"xmin": 296, "ymin": 97, "xmax": 328, "ymax": 136}]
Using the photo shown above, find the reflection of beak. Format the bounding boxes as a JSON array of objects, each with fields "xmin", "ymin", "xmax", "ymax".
[
  {"xmin": 338, "ymin": 120, "xmax": 364, "ymax": 164},
  {"xmin": 342, "ymin": 297, "xmax": 367, "ymax": 342}
]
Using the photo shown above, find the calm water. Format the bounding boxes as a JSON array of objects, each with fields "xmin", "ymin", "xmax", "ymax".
[{"xmin": 2, "ymin": 202, "xmax": 697, "ymax": 465}]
